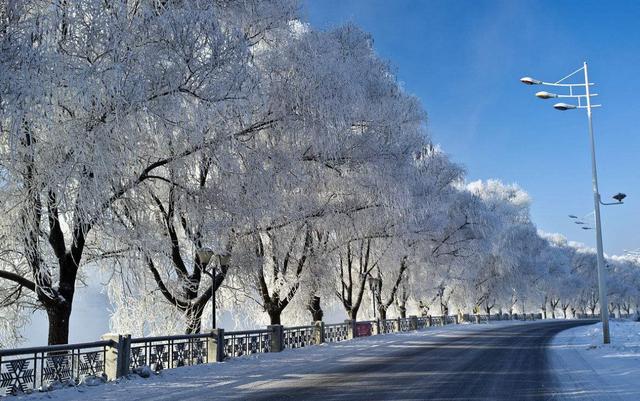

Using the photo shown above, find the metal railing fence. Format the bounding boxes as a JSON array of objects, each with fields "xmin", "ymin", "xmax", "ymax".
[
  {"xmin": 129, "ymin": 333, "xmax": 210, "ymax": 372},
  {"xmin": 0, "ymin": 341, "xmax": 112, "ymax": 396}
]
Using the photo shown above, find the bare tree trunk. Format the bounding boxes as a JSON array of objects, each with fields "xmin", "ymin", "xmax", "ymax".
[
  {"xmin": 268, "ymin": 309, "xmax": 282, "ymax": 325},
  {"xmin": 256, "ymin": 226, "xmax": 312, "ymax": 326},
  {"xmin": 336, "ymin": 240, "xmax": 373, "ymax": 322},
  {"xmin": 378, "ymin": 305, "xmax": 387, "ymax": 320},
  {"xmin": 375, "ymin": 257, "xmax": 409, "ymax": 321},
  {"xmin": 550, "ymin": 299, "xmax": 560, "ymax": 319},
  {"xmin": 185, "ymin": 304, "xmax": 205, "ymax": 334},
  {"xmin": 308, "ymin": 296, "xmax": 323, "ymax": 321},
  {"xmin": 484, "ymin": 300, "xmax": 493, "ymax": 316},
  {"xmin": 46, "ymin": 305, "xmax": 72, "ymax": 345},
  {"xmin": 398, "ymin": 303, "xmax": 407, "ymax": 319}
]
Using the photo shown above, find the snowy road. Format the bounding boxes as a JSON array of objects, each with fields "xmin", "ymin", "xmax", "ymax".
[
  {"xmin": 25, "ymin": 320, "xmax": 596, "ymax": 401},
  {"xmin": 233, "ymin": 320, "xmax": 595, "ymax": 401}
]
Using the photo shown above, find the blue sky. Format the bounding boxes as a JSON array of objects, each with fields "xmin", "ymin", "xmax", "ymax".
[{"xmin": 304, "ymin": 0, "xmax": 639, "ymax": 256}]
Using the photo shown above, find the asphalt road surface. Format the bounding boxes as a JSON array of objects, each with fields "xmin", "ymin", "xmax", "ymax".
[
  {"xmin": 36, "ymin": 320, "xmax": 598, "ymax": 401},
  {"xmin": 230, "ymin": 320, "xmax": 596, "ymax": 401}
]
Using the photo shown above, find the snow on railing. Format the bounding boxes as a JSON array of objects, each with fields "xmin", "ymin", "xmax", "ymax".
[
  {"xmin": 223, "ymin": 329, "xmax": 271, "ymax": 358},
  {"xmin": 0, "ymin": 340, "xmax": 112, "ymax": 396},
  {"xmin": 381, "ymin": 319, "xmax": 396, "ymax": 334},
  {"xmin": 282, "ymin": 325, "xmax": 315, "ymax": 349},
  {"xmin": 575, "ymin": 313, "xmax": 598, "ymax": 319},
  {"xmin": 129, "ymin": 333, "xmax": 210, "ymax": 373},
  {"xmin": 324, "ymin": 322, "xmax": 350, "ymax": 343}
]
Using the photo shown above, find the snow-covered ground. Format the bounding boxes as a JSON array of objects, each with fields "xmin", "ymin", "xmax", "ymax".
[
  {"xmin": 18, "ymin": 321, "xmax": 524, "ymax": 401},
  {"xmin": 549, "ymin": 319, "xmax": 640, "ymax": 401}
]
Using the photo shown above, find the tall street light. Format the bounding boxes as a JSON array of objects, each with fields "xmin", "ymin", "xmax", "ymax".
[{"xmin": 521, "ymin": 62, "xmax": 626, "ymax": 344}]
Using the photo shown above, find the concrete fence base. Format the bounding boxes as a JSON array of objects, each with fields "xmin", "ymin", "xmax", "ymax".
[
  {"xmin": 101, "ymin": 333, "xmax": 131, "ymax": 380},
  {"xmin": 268, "ymin": 325, "xmax": 284, "ymax": 352},
  {"xmin": 210, "ymin": 328, "xmax": 225, "ymax": 362},
  {"xmin": 314, "ymin": 321, "xmax": 325, "ymax": 344}
]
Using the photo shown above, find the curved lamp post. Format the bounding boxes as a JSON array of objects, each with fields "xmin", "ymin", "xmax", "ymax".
[{"xmin": 521, "ymin": 62, "xmax": 626, "ymax": 344}]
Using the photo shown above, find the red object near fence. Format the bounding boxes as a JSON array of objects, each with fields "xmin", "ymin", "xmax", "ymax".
[{"xmin": 356, "ymin": 322, "xmax": 372, "ymax": 337}]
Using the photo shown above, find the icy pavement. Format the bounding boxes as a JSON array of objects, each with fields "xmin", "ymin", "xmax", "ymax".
[{"xmin": 549, "ymin": 320, "xmax": 640, "ymax": 401}]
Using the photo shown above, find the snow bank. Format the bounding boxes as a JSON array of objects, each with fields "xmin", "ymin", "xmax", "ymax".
[{"xmin": 549, "ymin": 320, "xmax": 640, "ymax": 400}]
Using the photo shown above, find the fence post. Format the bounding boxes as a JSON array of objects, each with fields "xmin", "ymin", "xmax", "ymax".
[
  {"xmin": 474, "ymin": 314, "xmax": 479, "ymax": 324},
  {"xmin": 313, "ymin": 321, "xmax": 325, "ymax": 344},
  {"xmin": 118, "ymin": 334, "xmax": 131, "ymax": 378},
  {"xmin": 101, "ymin": 333, "xmax": 130, "ymax": 380},
  {"xmin": 102, "ymin": 333, "xmax": 118, "ymax": 380},
  {"xmin": 372, "ymin": 319, "xmax": 381, "ymax": 335},
  {"xmin": 409, "ymin": 315, "xmax": 418, "ymax": 331},
  {"xmin": 268, "ymin": 325, "xmax": 284, "ymax": 352},
  {"xmin": 393, "ymin": 318, "xmax": 401, "ymax": 332},
  {"xmin": 428, "ymin": 316, "xmax": 433, "ymax": 327},
  {"xmin": 209, "ymin": 329, "xmax": 225, "ymax": 362}
]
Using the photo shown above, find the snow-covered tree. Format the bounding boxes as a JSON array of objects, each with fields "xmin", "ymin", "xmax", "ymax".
[{"xmin": 0, "ymin": 0, "xmax": 295, "ymax": 344}]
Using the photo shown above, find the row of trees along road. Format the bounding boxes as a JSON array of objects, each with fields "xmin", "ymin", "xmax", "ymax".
[{"xmin": 0, "ymin": 1, "xmax": 638, "ymax": 346}]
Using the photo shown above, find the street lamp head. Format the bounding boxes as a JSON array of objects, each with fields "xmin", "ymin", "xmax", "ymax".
[
  {"xmin": 612, "ymin": 193, "xmax": 626, "ymax": 203},
  {"xmin": 553, "ymin": 103, "xmax": 577, "ymax": 111},
  {"xmin": 582, "ymin": 226, "xmax": 593, "ymax": 230},
  {"xmin": 568, "ymin": 215, "xmax": 578, "ymax": 219},
  {"xmin": 367, "ymin": 276, "xmax": 381, "ymax": 289},
  {"xmin": 520, "ymin": 76, "xmax": 542, "ymax": 85},
  {"xmin": 196, "ymin": 247, "xmax": 215, "ymax": 266},
  {"xmin": 536, "ymin": 91, "xmax": 558, "ymax": 99},
  {"xmin": 218, "ymin": 253, "xmax": 232, "ymax": 266}
]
